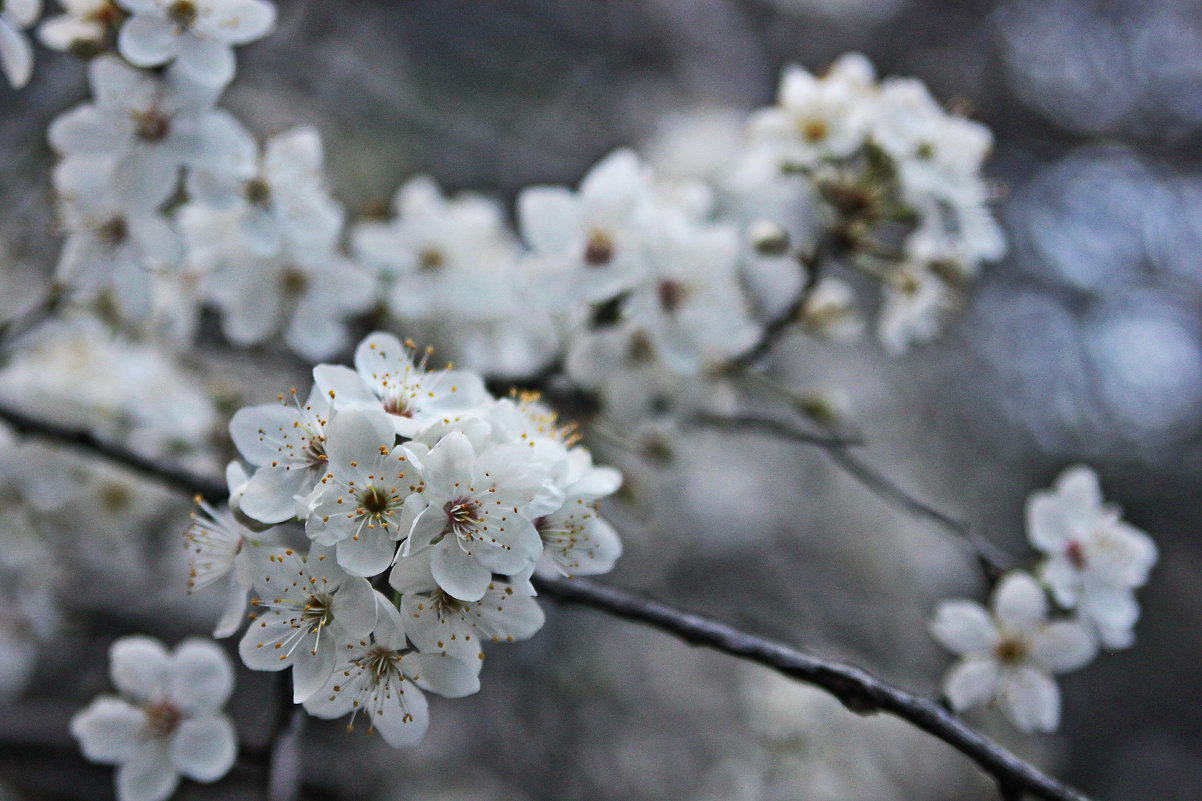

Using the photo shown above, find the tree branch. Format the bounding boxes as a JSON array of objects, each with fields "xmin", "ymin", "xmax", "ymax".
[
  {"xmin": 1, "ymin": 405, "xmax": 1090, "ymax": 801},
  {"xmin": 531, "ymin": 573, "xmax": 1092, "ymax": 801}
]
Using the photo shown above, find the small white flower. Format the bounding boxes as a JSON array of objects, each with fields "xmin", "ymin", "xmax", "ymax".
[
  {"xmin": 313, "ymin": 331, "xmax": 487, "ymax": 439},
  {"xmin": 0, "ymin": 0, "xmax": 39, "ymax": 89},
  {"xmin": 929, "ymin": 572, "xmax": 1096, "ymax": 733},
  {"xmin": 238, "ymin": 544, "xmax": 379, "ymax": 703},
  {"xmin": 302, "ymin": 602, "xmax": 479, "ymax": 748},
  {"xmin": 116, "ymin": 0, "xmax": 275, "ymax": 86},
  {"xmin": 38, "ymin": 0, "xmax": 119, "ymax": 54},
  {"xmin": 399, "ymin": 431, "xmax": 549, "ymax": 602},
  {"xmin": 876, "ymin": 264, "xmax": 956, "ymax": 355},
  {"xmin": 1026, "ymin": 465, "xmax": 1158, "ymax": 649},
  {"xmin": 228, "ymin": 386, "xmax": 333, "ymax": 524},
  {"xmin": 48, "ymin": 56, "xmax": 254, "ymax": 210},
  {"xmin": 390, "ymin": 549, "xmax": 545, "ymax": 670},
  {"xmin": 70, "ymin": 636, "xmax": 237, "ymax": 801},
  {"xmin": 304, "ymin": 408, "xmax": 411, "ymax": 577}
]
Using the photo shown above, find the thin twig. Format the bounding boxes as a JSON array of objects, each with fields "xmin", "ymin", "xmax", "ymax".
[
  {"xmin": 3, "ymin": 406, "xmax": 1086, "ymax": 801},
  {"xmin": 532, "ymin": 574, "xmax": 1092, "ymax": 801},
  {"xmin": 0, "ymin": 402, "xmax": 228, "ymax": 502},
  {"xmin": 690, "ymin": 410, "xmax": 863, "ymax": 448}
]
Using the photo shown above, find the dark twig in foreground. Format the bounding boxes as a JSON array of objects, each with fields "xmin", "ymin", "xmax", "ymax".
[
  {"xmin": 533, "ymin": 573, "xmax": 1091, "ymax": 801},
  {"xmin": 5, "ymin": 405, "xmax": 1085, "ymax": 801}
]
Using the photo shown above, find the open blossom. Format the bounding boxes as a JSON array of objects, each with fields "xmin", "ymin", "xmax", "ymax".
[
  {"xmin": 1026, "ymin": 465, "xmax": 1158, "ymax": 649},
  {"xmin": 70, "ymin": 636, "xmax": 237, "ymax": 801},
  {"xmin": 929, "ymin": 572, "xmax": 1096, "ymax": 733},
  {"xmin": 238, "ymin": 544, "xmax": 379, "ymax": 703},
  {"xmin": 48, "ymin": 56, "xmax": 253, "ymax": 210},
  {"xmin": 305, "ymin": 408, "xmax": 412, "ymax": 577},
  {"xmin": 38, "ymin": 0, "xmax": 121, "ymax": 54},
  {"xmin": 116, "ymin": 0, "xmax": 275, "ymax": 86},
  {"xmin": 303, "ymin": 603, "xmax": 479, "ymax": 748},
  {"xmin": 228, "ymin": 387, "xmax": 333, "ymax": 524},
  {"xmin": 313, "ymin": 331, "xmax": 487, "ymax": 438},
  {"xmin": 390, "ymin": 549, "xmax": 545, "ymax": 671},
  {"xmin": 398, "ymin": 431, "xmax": 550, "ymax": 602}
]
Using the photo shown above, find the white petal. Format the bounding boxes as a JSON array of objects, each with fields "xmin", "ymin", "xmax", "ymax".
[
  {"xmin": 371, "ymin": 681, "xmax": 429, "ymax": 748},
  {"xmin": 518, "ymin": 186, "xmax": 580, "ymax": 254},
  {"xmin": 0, "ymin": 21, "xmax": 34, "ymax": 89},
  {"xmin": 70, "ymin": 697, "xmax": 147, "ymax": 764},
  {"xmin": 335, "ymin": 525, "xmax": 398, "ymax": 577},
  {"xmin": 118, "ymin": 14, "xmax": 178, "ymax": 67},
  {"xmin": 431, "ymin": 542, "xmax": 491, "ymax": 602},
  {"xmin": 1030, "ymin": 622, "xmax": 1097, "ymax": 674},
  {"xmin": 1079, "ymin": 582, "xmax": 1140, "ymax": 638},
  {"xmin": 313, "ymin": 364, "xmax": 376, "ymax": 409},
  {"xmin": 170, "ymin": 716, "xmax": 236, "ymax": 782},
  {"xmin": 992, "ymin": 572, "xmax": 1048, "ymax": 633},
  {"xmin": 205, "ymin": 0, "xmax": 276, "ymax": 44},
  {"xmin": 213, "ymin": 574, "xmax": 249, "ymax": 639},
  {"xmin": 928, "ymin": 600, "xmax": 995, "ymax": 655},
  {"xmin": 49, "ymin": 105, "xmax": 118, "ymax": 156},
  {"xmin": 999, "ymin": 666, "xmax": 1060, "ymax": 733},
  {"xmin": 942, "ymin": 657, "xmax": 999, "ymax": 711},
  {"xmin": 110, "ymin": 636, "xmax": 171, "ymax": 703},
  {"xmin": 175, "ymin": 34, "xmax": 235, "ymax": 87},
  {"xmin": 403, "ymin": 653, "xmax": 480, "ymax": 699},
  {"xmin": 1038, "ymin": 557, "xmax": 1081, "ymax": 608},
  {"xmin": 169, "ymin": 639, "xmax": 234, "ymax": 714},
  {"xmin": 5, "ymin": 0, "xmax": 40, "ymax": 27},
  {"xmin": 324, "ymin": 408, "xmax": 395, "ymax": 474},
  {"xmin": 115, "ymin": 741, "xmax": 179, "ymax": 801},
  {"xmin": 331, "ymin": 576, "xmax": 378, "ymax": 639},
  {"xmin": 239, "ymin": 467, "xmax": 312, "ymax": 524}
]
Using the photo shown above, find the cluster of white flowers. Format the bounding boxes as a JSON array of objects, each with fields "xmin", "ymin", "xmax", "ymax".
[
  {"xmin": 738, "ymin": 53, "xmax": 1005, "ymax": 354},
  {"xmin": 185, "ymin": 331, "xmax": 622, "ymax": 746},
  {"xmin": 929, "ymin": 465, "xmax": 1157, "ymax": 732}
]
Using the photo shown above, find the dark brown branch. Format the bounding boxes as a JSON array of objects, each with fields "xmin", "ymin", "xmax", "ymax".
[
  {"xmin": 532, "ymin": 573, "xmax": 1092, "ymax": 801},
  {"xmin": 3, "ymin": 404, "xmax": 1088, "ymax": 801},
  {"xmin": 0, "ymin": 402, "xmax": 229, "ymax": 503}
]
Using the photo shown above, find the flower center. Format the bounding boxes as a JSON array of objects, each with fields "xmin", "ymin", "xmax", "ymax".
[
  {"xmin": 134, "ymin": 110, "xmax": 171, "ymax": 143},
  {"xmin": 97, "ymin": 216, "xmax": 128, "ymax": 246},
  {"xmin": 418, "ymin": 247, "xmax": 445, "ymax": 272},
  {"xmin": 301, "ymin": 592, "xmax": 335, "ymax": 631},
  {"xmin": 993, "ymin": 636, "xmax": 1028, "ymax": 665},
  {"xmin": 444, "ymin": 497, "xmax": 481, "ymax": 539},
  {"xmin": 584, "ymin": 230, "xmax": 614, "ymax": 267},
  {"xmin": 279, "ymin": 266, "xmax": 308, "ymax": 298},
  {"xmin": 144, "ymin": 700, "xmax": 182, "ymax": 738},
  {"xmin": 88, "ymin": 1, "xmax": 121, "ymax": 25},
  {"xmin": 167, "ymin": 0, "xmax": 198, "ymax": 27},
  {"xmin": 359, "ymin": 485, "xmax": 392, "ymax": 516},
  {"xmin": 243, "ymin": 177, "xmax": 272, "ymax": 207},
  {"xmin": 430, "ymin": 588, "xmax": 468, "ymax": 618},
  {"xmin": 1065, "ymin": 540, "xmax": 1087, "ymax": 570},
  {"xmin": 657, "ymin": 280, "xmax": 685, "ymax": 313},
  {"xmin": 800, "ymin": 119, "xmax": 829, "ymax": 143}
]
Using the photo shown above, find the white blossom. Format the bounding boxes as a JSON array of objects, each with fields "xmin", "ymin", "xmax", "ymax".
[
  {"xmin": 1026, "ymin": 465, "xmax": 1158, "ymax": 649},
  {"xmin": 116, "ymin": 0, "xmax": 275, "ymax": 86},
  {"xmin": 70, "ymin": 636, "xmax": 237, "ymax": 801},
  {"xmin": 38, "ymin": 0, "xmax": 118, "ymax": 53},
  {"xmin": 929, "ymin": 572, "xmax": 1096, "ymax": 733},
  {"xmin": 302, "ymin": 602, "xmax": 479, "ymax": 748},
  {"xmin": 238, "ymin": 544, "xmax": 379, "ymax": 702}
]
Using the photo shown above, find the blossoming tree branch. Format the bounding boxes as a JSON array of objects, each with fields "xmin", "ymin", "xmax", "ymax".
[{"xmin": 0, "ymin": 3, "xmax": 1159, "ymax": 801}]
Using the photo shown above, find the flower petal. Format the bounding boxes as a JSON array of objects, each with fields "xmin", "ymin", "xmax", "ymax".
[
  {"xmin": 431, "ymin": 542, "xmax": 491, "ymax": 602},
  {"xmin": 70, "ymin": 697, "xmax": 147, "ymax": 764},
  {"xmin": 942, "ymin": 657, "xmax": 999, "ymax": 712},
  {"xmin": 1030, "ymin": 621, "xmax": 1097, "ymax": 674},
  {"xmin": 403, "ymin": 653, "xmax": 480, "ymax": 699},
  {"xmin": 169, "ymin": 638, "xmax": 234, "ymax": 714},
  {"xmin": 118, "ymin": 14, "xmax": 178, "ymax": 67},
  {"xmin": 992, "ymin": 572, "xmax": 1047, "ymax": 633},
  {"xmin": 999, "ymin": 666, "xmax": 1060, "ymax": 733},
  {"xmin": 928, "ymin": 600, "xmax": 995, "ymax": 655},
  {"xmin": 116, "ymin": 740, "xmax": 179, "ymax": 801},
  {"xmin": 170, "ymin": 716, "xmax": 237, "ymax": 782},
  {"xmin": 110, "ymin": 636, "xmax": 171, "ymax": 703},
  {"xmin": 174, "ymin": 34, "xmax": 235, "ymax": 87}
]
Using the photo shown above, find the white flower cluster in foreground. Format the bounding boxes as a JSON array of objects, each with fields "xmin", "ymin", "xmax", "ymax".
[
  {"xmin": 187, "ymin": 332, "xmax": 622, "ymax": 746},
  {"xmin": 929, "ymin": 465, "xmax": 1156, "ymax": 732},
  {"xmin": 70, "ymin": 636, "xmax": 237, "ymax": 801}
]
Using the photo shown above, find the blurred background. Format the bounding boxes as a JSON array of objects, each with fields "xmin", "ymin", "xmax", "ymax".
[{"xmin": 1, "ymin": 0, "xmax": 1201, "ymax": 799}]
